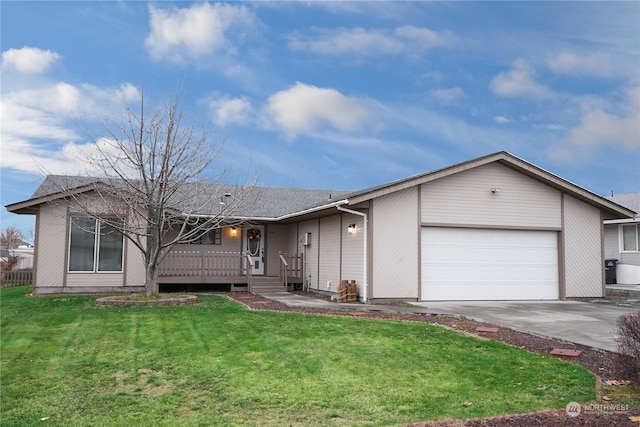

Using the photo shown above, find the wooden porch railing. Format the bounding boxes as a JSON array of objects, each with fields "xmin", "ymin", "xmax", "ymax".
[
  {"xmin": 245, "ymin": 253, "xmax": 254, "ymax": 293},
  {"xmin": 279, "ymin": 253, "xmax": 289, "ymax": 289},
  {"xmin": 158, "ymin": 250, "xmax": 244, "ymax": 278},
  {"xmin": 279, "ymin": 252, "xmax": 303, "ymax": 282},
  {"xmin": 158, "ymin": 250, "xmax": 303, "ymax": 286}
]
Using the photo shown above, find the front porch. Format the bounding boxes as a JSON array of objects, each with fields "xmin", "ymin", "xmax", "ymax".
[{"xmin": 157, "ymin": 249, "xmax": 304, "ymax": 292}]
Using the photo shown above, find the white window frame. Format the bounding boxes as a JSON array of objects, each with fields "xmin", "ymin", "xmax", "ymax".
[
  {"xmin": 619, "ymin": 223, "xmax": 640, "ymax": 253},
  {"xmin": 68, "ymin": 217, "xmax": 125, "ymax": 273}
]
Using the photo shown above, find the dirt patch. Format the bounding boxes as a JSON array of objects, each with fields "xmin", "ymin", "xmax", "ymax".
[{"xmin": 228, "ymin": 291, "xmax": 640, "ymax": 427}]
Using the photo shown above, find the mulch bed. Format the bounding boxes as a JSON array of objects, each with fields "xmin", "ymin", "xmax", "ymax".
[{"xmin": 227, "ymin": 291, "xmax": 640, "ymax": 427}]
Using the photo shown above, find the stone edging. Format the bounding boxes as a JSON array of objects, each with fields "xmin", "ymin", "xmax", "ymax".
[{"xmin": 96, "ymin": 295, "xmax": 198, "ymax": 307}]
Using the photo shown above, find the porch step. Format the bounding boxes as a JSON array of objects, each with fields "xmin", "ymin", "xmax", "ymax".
[{"xmin": 251, "ymin": 276, "xmax": 288, "ymax": 293}]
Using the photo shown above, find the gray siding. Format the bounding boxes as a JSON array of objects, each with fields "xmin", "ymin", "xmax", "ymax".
[
  {"xmin": 221, "ymin": 226, "xmax": 244, "ymax": 252},
  {"xmin": 285, "ymin": 223, "xmax": 300, "ymax": 255},
  {"xmin": 125, "ymin": 238, "xmax": 146, "ymax": 286},
  {"xmin": 265, "ymin": 224, "xmax": 289, "ymax": 276},
  {"xmin": 607, "ymin": 223, "xmax": 640, "ymax": 267},
  {"xmin": 421, "ymin": 163, "xmax": 561, "ymax": 229},
  {"xmin": 621, "ymin": 252, "xmax": 640, "ymax": 266},
  {"xmin": 340, "ymin": 213, "xmax": 364, "ymax": 293},
  {"xmin": 371, "ymin": 187, "xmax": 419, "ymax": 298},
  {"xmin": 298, "ymin": 220, "xmax": 320, "ymax": 288},
  {"xmin": 35, "ymin": 203, "xmax": 67, "ymax": 289},
  {"xmin": 603, "ymin": 224, "xmax": 620, "ymax": 260},
  {"xmin": 67, "ymin": 272, "xmax": 124, "ymax": 287},
  {"xmin": 318, "ymin": 215, "xmax": 341, "ymax": 292},
  {"xmin": 563, "ymin": 194, "xmax": 603, "ymax": 297}
]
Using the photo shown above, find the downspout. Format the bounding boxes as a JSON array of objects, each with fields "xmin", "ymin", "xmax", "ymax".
[{"xmin": 337, "ymin": 205, "xmax": 368, "ymax": 302}]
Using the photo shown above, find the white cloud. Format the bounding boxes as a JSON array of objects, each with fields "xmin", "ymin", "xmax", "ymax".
[
  {"xmin": 288, "ymin": 25, "xmax": 452, "ymax": 59},
  {"xmin": 0, "ymin": 82, "xmax": 140, "ymax": 175},
  {"xmin": 430, "ymin": 87, "xmax": 464, "ymax": 105},
  {"xmin": 2, "ymin": 82, "xmax": 138, "ymax": 119},
  {"xmin": 1, "ymin": 135, "xmax": 133, "ymax": 177},
  {"xmin": 210, "ymin": 97, "xmax": 253, "ymax": 126},
  {"xmin": 548, "ymin": 52, "xmax": 612, "ymax": 77},
  {"xmin": 568, "ymin": 86, "xmax": 640, "ymax": 149},
  {"xmin": 264, "ymin": 82, "xmax": 369, "ymax": 139},
  {"xmin": 493, "ymin": 116, "xmax": 511, "ymax": 124},
  {"xmin": 289, "ymin": 27, "xmax": 401, "ymax": 57},
  {"xmin": 394, "ymin": 25, "xmax": 450, "ymax": 48},
  {"xmin": 2, "ymin": 46, "xmax": 60, "ymax": 74},
  {"xmin": 145, "ymin": 2, "xmax": 254, "ymax": 63},
  {"xmin": 490, "ymin": 60, "xmax": 552, "ymax": 99},
  {"xmin": 550, "ymin": 85, "xmax": 640, "ymax": 163}
]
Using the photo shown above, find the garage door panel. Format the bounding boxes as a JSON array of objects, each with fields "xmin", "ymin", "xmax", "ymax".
[
  {"xmin": 421, "ymin": 227, "xmax": 558, "ymax": 301},
  {"xmin": 425, "ymin": 283, "xmax": 556, "ymax": 300}
]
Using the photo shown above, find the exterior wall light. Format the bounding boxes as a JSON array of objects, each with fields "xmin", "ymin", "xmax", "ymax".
[
  {"xmin": 491, "ymin": 188, "xmax": 501, "ymax": 193},
  {"xmin": 347, "ymin": 224, "xmax": 356, "ymax": 234},
  {"xmin": 231, "ymin": 226, "xmax": 237, "ymax": 236}
]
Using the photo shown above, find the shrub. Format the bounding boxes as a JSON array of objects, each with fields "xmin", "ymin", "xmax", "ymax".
[{"xmin": 616, "ymin": 311, "xmax": 640, "ymax": 381}]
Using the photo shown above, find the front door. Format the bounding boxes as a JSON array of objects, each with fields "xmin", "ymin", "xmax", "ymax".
[{"xmin": 243, "ymin": 226, "xmax": 265, "ymax": 275}]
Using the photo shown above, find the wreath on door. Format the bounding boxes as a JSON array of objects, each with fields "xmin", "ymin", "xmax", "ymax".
[
  {"xmin": 247, "ymin": 228, "xmax": 261, "ymax": 256},
  {"xmin": 247, "ymin": 228, "xmax": 261, "ymax": 241}
]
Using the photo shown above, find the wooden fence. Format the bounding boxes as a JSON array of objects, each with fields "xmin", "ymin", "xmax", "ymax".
[{"xmin": 1, "ymin": 269, "xmax": 33, "ymax": 287}]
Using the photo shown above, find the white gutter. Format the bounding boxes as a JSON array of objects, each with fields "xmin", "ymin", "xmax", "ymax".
[
  {"xmin": 182, "ymin": 199, "xmax": 350, "ymax": 222},
  {"xmin": 336, "ymin": 205, "xmax": 368, "ymax": 303},
  {"xmin": 604, "ymin": 218, "xmax": 639, "ymax": 225}
]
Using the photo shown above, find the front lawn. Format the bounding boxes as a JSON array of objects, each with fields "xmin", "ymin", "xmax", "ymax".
[{"xmin": 1, "ymin": 286, "xmax": 594, "ymax": 426}]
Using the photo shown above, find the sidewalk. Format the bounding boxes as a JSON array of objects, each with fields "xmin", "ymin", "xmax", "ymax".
[{"xmin": 256, "ymin": 292, "xmax": 424, "ymax": 314}]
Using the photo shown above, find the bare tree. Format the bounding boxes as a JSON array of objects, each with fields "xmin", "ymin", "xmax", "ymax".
[
  {"xmin": 51, "ymin": 90, "xmax": 250, "ymax": 295},
  {"xmin": 1, "ymin": 226, "xmax": 25, "ymax": 249}
]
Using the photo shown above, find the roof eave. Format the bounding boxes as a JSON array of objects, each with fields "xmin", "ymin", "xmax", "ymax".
[
  {"xmin": 5, "ymin": 182, "xmax": 106, "ymax": 215},
  {"xmin": 346, "ymin": 151, "xmax": 636, "ymax": 220}
]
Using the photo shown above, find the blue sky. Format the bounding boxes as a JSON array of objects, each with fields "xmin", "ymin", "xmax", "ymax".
[{"xmin": 2, "ymin": 1, "xmax": 639, "ymax": 239}]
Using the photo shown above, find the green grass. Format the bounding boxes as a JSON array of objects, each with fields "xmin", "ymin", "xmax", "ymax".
[{"xmin": 1, "ymin": 286, "xmax": 595, "ymax": 426}]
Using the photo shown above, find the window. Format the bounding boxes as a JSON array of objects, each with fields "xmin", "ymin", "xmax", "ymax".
[
  {"xmin": 199, "ymin": 228, "xmax": 221, "ymax": 245},
  {"xmin": 186, "ymin": 228, "xmax": 221, "ymax": 245},
  {"xmin": 622, "ymin": 224, "xmax": 640, "ymax": 252},
  {"xmin": 69, "ymin": 217, "xmax": 124, "ymax": 272}
]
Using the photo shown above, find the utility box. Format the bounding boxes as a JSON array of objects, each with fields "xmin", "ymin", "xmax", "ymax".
[
  {"xmin": 301, "ymin": 232, "xmax": 311, "ymax": 246},
  {"xmin": 605, "ymin": 259, "xmax": 618, "ymax": 284}
]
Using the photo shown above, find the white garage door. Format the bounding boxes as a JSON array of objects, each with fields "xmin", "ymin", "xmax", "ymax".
[{"xmin": 421, "ymin": 227, "xmax": 558, "ymax": 301}]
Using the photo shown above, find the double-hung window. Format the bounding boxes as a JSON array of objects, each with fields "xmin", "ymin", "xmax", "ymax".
[
  {"xmin": 621, "ymin": 224, "xmax": 640, "ymax": 252},
  {"xmin": 68, "ymin": 217, "xmax": 124, "ymax": 272}
]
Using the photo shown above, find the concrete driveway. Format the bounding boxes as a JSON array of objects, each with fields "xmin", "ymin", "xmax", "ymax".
[{"xmin": 410, "ymin": 300, "xmax": 638, "ymax": 353}]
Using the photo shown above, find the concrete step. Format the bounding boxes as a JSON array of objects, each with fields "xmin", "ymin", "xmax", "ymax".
[{"xmin": 251, "ymin": 277, "xmax": 288, "ymax": 293}]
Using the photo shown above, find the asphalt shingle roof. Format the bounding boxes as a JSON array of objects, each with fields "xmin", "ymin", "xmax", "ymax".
[
  {"xmin": 607, "ymin": 193, "xmax": 640, "ymax": 218},
  {"xmin": 31, "ymin": 175, "xmax": 353, "ymax": 219}
]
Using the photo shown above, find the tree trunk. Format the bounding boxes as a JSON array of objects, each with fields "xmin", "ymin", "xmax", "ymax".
[{"xmin": 145, "ymin": 263, "xmax": 158, "ymax": 296}]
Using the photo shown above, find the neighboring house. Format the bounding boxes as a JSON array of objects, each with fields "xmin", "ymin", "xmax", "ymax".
[
  {"xmin": 0, "ymin": 247, "xmax": 10, "ymax": 264},
  {"xmin": 10, "ymin": 240, "xmax": 34, "ymax": 270},
  {"xmin": 604, "ymin": 192, "xmax": 640, "ymax": 285},
  {"xmin": 5, "ymin": 151, "xmax": 635, "ymax": 300},
  {"xmin": 0, "ymin": 243, "xmax": 33, "ymax": 270}
]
